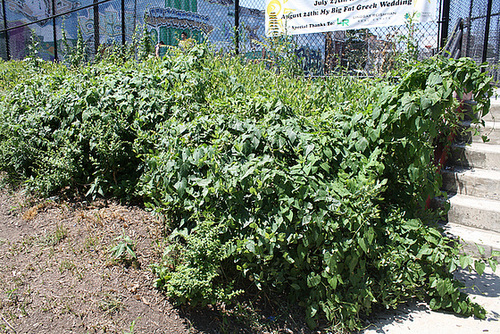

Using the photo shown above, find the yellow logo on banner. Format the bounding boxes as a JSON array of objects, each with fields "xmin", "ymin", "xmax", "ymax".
[{"xmin": 266, "ymin": 0, "xmax": 296, "ymax": 36}]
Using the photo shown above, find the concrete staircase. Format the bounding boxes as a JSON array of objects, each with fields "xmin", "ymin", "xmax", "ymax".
[{"xmin": 442, "ymin": 90, "xmax": 500, "ymax": 256}]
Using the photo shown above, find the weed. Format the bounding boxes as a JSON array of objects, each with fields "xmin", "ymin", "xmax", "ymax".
[
  {"xmin": 58, "ymin": 260, "xmax": 84, "ymax": 279},
  {"xmin": 109, "ymin": 231, "xmax": 137, "ymax": 262},
  {"xmin": 10, "ymin": 236, "xmax": 36, "ymax": 254},
  {"xmin": 42, "ymin": 224, "xmax": 68, "ymax": 246},
  {"xmin": 26, "ymin": 29, "xmax": 43, "ymax": 68},
  {"xmin": 123, "ymin": 318, "xmax": 140, "ymax": 334},
  {"xmin": 5, "ymin": 288, "xmax": 19, "ymax": 306},
  {"xmin": 99, "ymin": 292, "xmax": 123, "ymax": 315},
  {"xmin": 59, "ymin": 260, "xmax": 76, "ymax": 273},
  {"xmin": 62, "ymin": 24, "xmax": 88, "ymax": 67},
  {"xmin": 83, "ymin": 234, "xmax": 100, "ymax": 252},
  {"xmin": 12, "ymin": 276, "xmax": 24, "ymax": 287}
]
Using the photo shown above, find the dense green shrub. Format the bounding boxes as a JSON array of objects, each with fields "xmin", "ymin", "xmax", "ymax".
[{"xmin": 0, "ymin": 46, "xmax": 496, "ymax": 331}]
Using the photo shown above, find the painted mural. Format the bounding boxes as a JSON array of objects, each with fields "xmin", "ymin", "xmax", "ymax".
[
  {"xmin": 2, "ymin": 0, "xmax": 324, "ymax": 73},
  {"xmin": 5, "ymin": 0, "xmax": 82, "ymax": 59},
  {"xmin": 2, "ymin": 0, "xmax": 270, "ymax": 60}
]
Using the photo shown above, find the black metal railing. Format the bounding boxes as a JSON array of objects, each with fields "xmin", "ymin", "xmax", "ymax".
[
  {"xmin": 448, "ymin": 0, "xmax": 500, "ymax": 82},
  {"xmin": 441, "ymin": 18, "xmax": 464, "ymax": 59}
]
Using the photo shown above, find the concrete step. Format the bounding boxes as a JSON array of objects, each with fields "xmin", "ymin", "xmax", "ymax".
[
  {"xmin": 447, "ymin": 194, "xmax": 500, "ymax": 232},
  {"xmin": 471, "ymin": 121, "xmax": 500, "ymax": 144},
  {"xmin": 457, "ymin": 120, "xmax": 499, "ymax": 145},
  {"xmin": 443, "ymin": 222, "xmax": 500, "ymax": 258},
  {"xmin": 442, "ymin": 167, "xmax": 500, "ymax": 201},
  {"xmin": 483, "ymin": 95, "xmax": 500, "ymax": 121},
  {"xmin": 448, "ymin": 142, "xmax": 500, "ymax": 171}
]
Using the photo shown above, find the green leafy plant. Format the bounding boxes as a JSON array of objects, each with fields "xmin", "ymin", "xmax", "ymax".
[
  {"xmin": 137, "ymin": 24, "xmax": 153, "ymax": 61},
  {"xmin": 152, "ymin": 221, "xmax": 243, "ymax": 306},
  {"xmin": 391, "ymin": 12, "xmax": 420, "ymax": 75},
  {"xmin": 62, "ymin": 24, "xmax": 88, "ymax": 67},
  {"xmin": 123, "ymin": 318, "xmax": 139, "ymax": 334},
  {"xmin": 0, "ymin": 44, "xmax": 496, "ymax": 332},
  {"xmin": 109, "ymin": 231, "xmax": 136, "ymax": 262},
  {"xmin": 26, "ymin": 29, "xmax": 41, "ymax": 64}
]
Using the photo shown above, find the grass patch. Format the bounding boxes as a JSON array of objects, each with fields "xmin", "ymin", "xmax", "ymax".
[{"xmin": 41, "ymin": 224, "xmax": 68, "ymax": 247}]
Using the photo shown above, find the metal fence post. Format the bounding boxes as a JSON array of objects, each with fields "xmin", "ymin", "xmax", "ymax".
[
  {"xmin": 496, "ymin": 16, "xmax": 500, "ymax": 64},
  {"xmin": 121, "ymin": 0, "xmax": 126, "ymax": 45},
  {"xmin": 52, "ymin": 0, "xmax": 58, "ymax": 61},
  {"xmin": 1, "ymin": 0, "xmax": 9, "ymax": 60},
  {"xmin": 234, "ymin": 0, "xmax": 239, "ymax": 55},
  {"xmin": 464, "ymin": 0, "xmax": 474, "ymax": 58},
  {"xmin": 439, "ymin": 0, "xmax": 450, "ymax": 50},
  {"xmin": 94, "ymin": 0, "xmax": 99, "ymax": 53},
  {"xmin": 482, "ymin": 0, "xmax": 493, "ymax": 64}
]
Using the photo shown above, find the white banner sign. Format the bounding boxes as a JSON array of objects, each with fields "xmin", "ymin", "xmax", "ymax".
[{"xmin": 265, "ymin": 0, "xmax": 437, "ymax": 36}]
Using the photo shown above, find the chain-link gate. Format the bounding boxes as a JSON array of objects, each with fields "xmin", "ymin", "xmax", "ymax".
[{"xmin": 0, "ymin": 0, "xmax": 498, "ymax": 79}]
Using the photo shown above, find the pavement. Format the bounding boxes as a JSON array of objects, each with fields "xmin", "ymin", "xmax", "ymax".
[
  {"xmin": 361, "ymin": 266, "xmax": 500, "ymax": 334},
  {"xmin": 360, "ymin": 196, "xmax": 500, "ymax": 332}
]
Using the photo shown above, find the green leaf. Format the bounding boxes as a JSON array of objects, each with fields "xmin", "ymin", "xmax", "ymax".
[
  {"xmin": 304, "ymin": 144, "xmax": 314, "ymax": 157},
  {"xmin": 366, "ymin": 228, "xmax": 375, "ymax": 245},
  {"xmin": 174, "ymin": 178, "xmax": 187, "ymax": 196},
  {"xmin": 307, "ymin": 303, "xmax": 318, "ymax": 318},
  {"xmin": 307, "ymin": 273, "xmax": 321, "ymax": 287},
  {"xmin": 287, "ymin": 128, "xmax": 297, "ymax": 143},
  {"xmin": 320, "ymin": 162, "xmax": 330, "ymax": 173},
  {"xmin": 348, "ymin": 256, "xmax": 358, "ymax": 272},
  {"xmin": 427, "ymin": 73, "xmax": 443, "ymax": 87},
  {"xmin": 297, "ymin": 244, "xmax": 306, "ymax": 261},
  {"xmin": 475, "ymin": 243, "xmax": 486, "ymax": 256},
  {"xmin": 327, "ymin": 276, "xmax": 338, "ymax": 289},
  {"xmin": 126, "ymin": 246, "xmax": 137, "ymax": 259},
  {"xmin": 474, "ymin": 260, "xmax": 486, "ymax": 275},
  {"xmin": 449, "ymin": 259, "xmax": 458, "ymax": 273},
  {"xmin": 196, "ymin": 178, "xmax": 211, "ymax": 187},
  {"xmin": 417, "ymin": 245, "xmax": 432, "ymax": 258},
  {"xmin": 355, "ymin": 137, "xmax": 368, "ymax": 152},
  {"xmin": 402, "ymin": 219, "xmax": 420, "ymax": 230},
  {"xmin": 324, "ymin": 147, "xmax": 333, "ymax": 159},
  {"xmin": 429, "ymin": 298, "xmax": 439, "ymax": 310},
  {"xmin": 241, "ymin": 166, "xmax": 255, "ymax": 181},
  {"xmin": 245, "ymin": 240, "xmax": 255, "ymax": 253},
  {"xmin": 359, "ymin": 238, "xmax": 368, "ymax": 253},
  {"xmin": 459, "ymin": 254, "xmax": 471, "ymax": 269},
  {"xmin": 436, "ymin": 280, "xmax": 447, "ymax": 297},
  {"xmin": 306, "ymin": 315, "xmax": 316, "ymax": 329},
  {"xmin": 488, "ymin": 258, "xmax": 497, "ymax": 272}
]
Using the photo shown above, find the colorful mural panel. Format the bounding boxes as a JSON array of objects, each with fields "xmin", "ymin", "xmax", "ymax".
[{"xmin": 1, "ymin": 0, "xmax": 268, "ymax": 61}]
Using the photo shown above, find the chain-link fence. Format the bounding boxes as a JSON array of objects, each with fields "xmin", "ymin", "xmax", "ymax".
[
  {"xmin": 0, "ymin": 0, "xmax": 498, "ymax": 78},
  {"xmin": 446, "ymin": 0, "xmax": 500, "ymax": 83}
]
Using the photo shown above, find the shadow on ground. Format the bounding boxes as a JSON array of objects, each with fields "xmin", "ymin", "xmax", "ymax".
[{"xmin": 361, "ymin": 267, "xmax": 500, "ymax": 334}]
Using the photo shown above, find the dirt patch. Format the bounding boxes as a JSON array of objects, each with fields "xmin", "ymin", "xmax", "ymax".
[
  {"xmin": 0, "ymin": 186, "xmax": 192, "ymax": 333},
  {"xmin": 0, "ymin": 186, "xmax": 315, "ymax": 334}
]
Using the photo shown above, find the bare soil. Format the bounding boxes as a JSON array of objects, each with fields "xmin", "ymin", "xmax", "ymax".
[{"xmin": 0, "ymin": 186, "xmax": 315, "ymax": 334}]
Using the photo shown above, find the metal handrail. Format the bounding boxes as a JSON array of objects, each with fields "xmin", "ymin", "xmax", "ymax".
[{"xmin": 440, "ymin": 18, "xmax": 464, "ymax": 59}]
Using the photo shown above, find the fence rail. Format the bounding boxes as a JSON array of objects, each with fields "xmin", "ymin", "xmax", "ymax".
[{"xmin": 0, "ymin": 0, "xmax": 498, "ymax": 79}]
